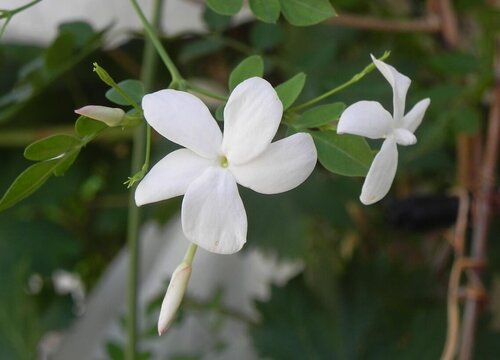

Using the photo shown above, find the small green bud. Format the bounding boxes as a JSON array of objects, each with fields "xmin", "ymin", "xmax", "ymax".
[{"xmin": 93, "ymin": 62, "xmax": 116, "ymax": 87}]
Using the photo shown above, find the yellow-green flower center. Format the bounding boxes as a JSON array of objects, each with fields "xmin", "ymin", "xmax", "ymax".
[{"xmin": 219, "ymin": 155, "xmax": 229, "ymax": 168}]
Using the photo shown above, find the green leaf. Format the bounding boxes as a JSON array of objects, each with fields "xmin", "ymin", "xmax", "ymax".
[
  {"xmin": 228, "ymin": 55, "xmax": 264, "ymax": 91},
  {"xmin": 75, "ymin": 116, "xmax": 108, "ymax": 137},
  {"xmin": 24, "ymin": 134, "xmax": 81, "ymax": 161},
  {"xmin": 312, "ymin": 131, "xmax": 373, "ymax": 176},
  {"xmin": 275, "ymin": 73, "xmax": 306, "ymax": 109},
  {"xmin": 179, "ymin": 38, "xmax": 224, "ymax": 63},
  {"xmin": 105, "ymin": 79, "xmax": 145, "ymax": 106},
  {"xmin": 249, "ymin": 0, "xmax": 281, "ymax": 23},
  {"xmin": 59, "ymin": 21, "xmax": 95, "ymax": 48},
  {"xmin": 215, "ymin": 104, "xmax": 225, "ymax": 122},
  {"xmin": 206, "ymin": 0, "xmax": 243, "ymax": 16},
  {"xmin": 294, "ymin": 102, "xmax": 345, "ymax": 129},
  {"xmin": 44, "ymin": 32, "xmax": 74, "ymax": 71},
  {"xmin": 250, "ymin": 22, "xmax": 284, "ymax": 50},
  {"xmin": 0, "ymin": 160, "xmax": 58, "ymax": 211},
  {"xmin": 54, "ymin": 149, "xmax": 80, "ymax": 176},
  {"xmin": 203, "ymin": 7, "xmax": 232, "ymax": 32},
  {"xmin": 279, "ymin": 0, "xmax": 336, "ymax": 26}
]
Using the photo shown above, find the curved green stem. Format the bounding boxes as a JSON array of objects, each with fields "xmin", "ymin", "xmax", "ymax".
[
  {"xmin": 187, "ymin": 83, "xmax": 227, "ymax": 101},
  {"xmin": 129, "ymin": 0, "xmax": 184, "ymax": 88},
  {"xmin": 291, "ymin": 51, "xmax": 391, "ymax": 112}
]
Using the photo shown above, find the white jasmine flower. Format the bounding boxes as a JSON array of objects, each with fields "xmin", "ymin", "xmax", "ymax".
[
  {"xmin": 135, "ymin": 77, "xmax": 317, "ymax": 254},
  {"xmin": 157, "ymin": 262, "xmax": 192, "ymax": 335},
  {"xmin": 337, "ymin": 56, "xmax": 430, "ymax": 205}
]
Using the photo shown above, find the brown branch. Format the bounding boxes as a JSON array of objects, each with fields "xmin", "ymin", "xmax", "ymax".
[{"xmin": 459, "ymin": 65, "xmax": 500, "ymax": 359}]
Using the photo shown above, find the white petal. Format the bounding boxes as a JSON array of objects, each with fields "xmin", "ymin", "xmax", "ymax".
[
  {"xmin": 230, "ymin": 133, "xmax": 317, "ymax": 194},
  {"xmin": 371, "ymin": 55, "xmax": 411, "ymax": 123},
  {"xmin": 182, "ymin": 167, "xmax": 247, "ymax": 254},
  {"xmin": 337, "ymin": 101, "xmax": 393, "ymax": 139},
  {"xmin": 142, "ymin": 90, "xmax": 222, "ymax": 158},
  {"xmin": 222, "ymin": 77, "xmax": 283, "ymax": 164},
  {"xmin": 360, "ymin": 137, "xmax": 398, "ymax": 205},
  {"xmin": 393, "ymin": 128, "xmax": 417, "ymax": 146},
  {"xmin": 135, "ymin": 149, "xmax": 214, "ymax": 206},
  {"xmin": 158, "ymin": 262, "xmax": 191, "ymax": 335},
  {"xmin": 402, "ymin": 98, "xmax": 430, "ymax": 132}
]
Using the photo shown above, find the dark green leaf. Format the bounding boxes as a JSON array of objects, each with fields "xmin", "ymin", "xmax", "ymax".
[
  {"xmin": 249, "ymin": 0, "xmax": 281, "ymax": 23},
  {"xmin": 59, "ymin": 21, "xmax": 95, "ymax": 48},
  {"xmin": 179, "ymin": 38, "xmax": 224, "ymax": 63},
  {"xmin": 75, "ymin": 116, "xmax": 108, "ymax": 137},
  {"xmin": 294, "ymin": 102, "xmax": 345, "ymax": 129},
  {"xmin": 215, "ymin": 104, "xmax": 225, "ymax": 122},
  {"xmin": 275, "ymin": 73, "xmax": 306, "ymax": 109},
  {"xmin": 44, "ymin": 32, "xmax": 74, "ymax": 71},
  {"xmin": 106, "ymin": 342, "xmax": 124, "ymax": 360},
  {"xmin": 250, "ymin": 22, "xmax": 284, "ymax": 50},
  {"xmin": 312, "ymin": 131, "xmax": 373, "ymax": 176},
  {"xmin": 206, "ymin": 0, "xmax": 243, "ymax": 16},
  {"xmin": 449, "ymin": 107, "xmax": 480, "ymax": 134},
  {"xmin": 203, "ymin": 7, "xmax": 233, "ymax": 31},
  {"xmin": 105, "ymin": 79, "xmax": 145, "ymax": 106},
  {"xmin": 279, "ymin": 0, "xmax": 336, "ymax": 26},
  {"xmin": 228, "ymin": 55, "xmax": 264, "ymax": 91},
  {"xmin": 0, "ymin": 160, "xmax": 58, "ymax": 211},
  {"xmin": 24, "ymin": 134, "xmax": 81, "ymax": 161}
]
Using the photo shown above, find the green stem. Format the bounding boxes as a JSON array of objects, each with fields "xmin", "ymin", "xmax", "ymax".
[
  {"xmin": 125, "ymin": 0, "xmax": 163, "ymax": 359},
  {"xmin": 187, "ymin": 83, "xmax": 227, "ymax": 101},
  {"xmin": 1, "ymin": 0, "xmax": 41, "ymax": 17},
  {"xmin": 183, "ymin": 243, "xmax": 198, "ymax": 264},
  {"xmin": 291, "ymin": 51, "xmax": 391, "ymax": 112},
  {"xmin": 129, "ymin": 0, "xmax": 184, "ymax": 88}
]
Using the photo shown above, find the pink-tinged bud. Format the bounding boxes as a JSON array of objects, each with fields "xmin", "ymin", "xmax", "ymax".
[
  {"xmin": 157, "ymin": 262, "xmax": 192, "ymax": 336},
  {"xmin": 74, "ymin": 105, "xmax": 125, "ymax": 127}
]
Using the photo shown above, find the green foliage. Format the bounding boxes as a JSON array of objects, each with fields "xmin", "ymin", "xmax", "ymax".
[
  {"xmin": 24, "ymin": 134, "xmax": 81, "ymax": 161},
  {"xmin": 312, "ymin": 131, "xmax": 373, "ymax": 177},
  {"xmin": 279, "ymin": 0, "xmax": 336, "ymax": 26},
  {"xmin": 249, "ymin": 0, "xmax": 281, "ymax": 23},
  {"xmin": 206, "ymin": 0, "xmax": 243, "ymax": 16},
  {"xmin": 228, "ymin": 55, "xmax": 264, "ymax": 91},
  {"xmin": 275, "ymin": 73, "xmax": 306, "ymax": 109},
  {"xmin": 249, "ymin": 22, "xmax": 284, "ymax": 50},
  {"xmin": 203, "ymin": 7, "xmax": 232, "ymax": 32},
  {"xmin": 105, "ymin": 79, "xmax": 145, "ymax": 106},
  {"xmin": 293, "ymin": 102, "xmax": 345, "ymax": 129},
  {"xmin": 75, "ymin": 116, "xmax": 108, "ymax": 137}
]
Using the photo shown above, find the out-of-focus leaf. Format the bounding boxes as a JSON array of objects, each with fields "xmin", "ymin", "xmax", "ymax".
[
  {"xmin": 275, "ymin": 73, "xmax": 306, "ymax": 109},
  {"xmin": 206, "ymin": 0, "xmax": 243, "ymax": 16},
  {"xmin": 294, "ymin": 102, "xmax": 345, "ymax": 129},
  {"xmin": 105, "ymin": 79, "xmax": 144, "ymax": 106},
  {"xmin": 215, "ymin": 104, "xmax": 225, "ymax": 122},
  {"xmin": 75, "ymin": 116, "xmax": 108, "ymax": 137},
  {"xmin": 59, "ymin": 21, "xmax": 95, "ymax": 48},
  {"xmin": 448, "ymin": 106, "xmax": 481, "ymax": 134},
  {"xmin": 24, "ymin": 134, "xmax": 81, "ymax": 161},
  {"xmin": 250, "ymin": 22, "xmax": 284, "ymax": 50},
  {"xmin": 106, "ymin": 342, "xmax": 124, "ymax": 360},
  {"xmin": 54, "ymin": 149, "xmax": 80, "ymax": 176},
  {"xmin": 179, "ymin": 38, "xmax": 224, "ymax": 63},
  {"xmin": 249, "ymin": 0, "xmax": 281, "ymax": 23},
  {"xmin": 312, "ymin": 131, "xmax": 373, "ymax": 176},
  {"xmin": 279, "ymin": 0, "xmax": 336, "ymax": 26},
  {"xmin": 428, "ymin": 51, "xmax": 479, "ymax": 75},
  {"xmin": 203, "ymin": 7, "xmax": 232, "ymax": 32},
  {"xmin": 228, "ymin": 55, "xmax": 264, "ymax": 91},
  {"xmin": 44, "ymin": 32, "xmax": 74, "ymax": 71}
]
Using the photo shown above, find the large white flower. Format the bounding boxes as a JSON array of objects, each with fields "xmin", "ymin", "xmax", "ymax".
[
  {"xmin": 135, "ymin": 77, "xmax": 317, "ymax": 254},
  {"xmin": 337, "ymin": 56, "xmax": 430, "ymax": 205}
]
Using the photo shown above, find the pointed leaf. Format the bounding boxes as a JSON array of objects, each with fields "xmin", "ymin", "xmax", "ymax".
[
  {"xmin": 275, "ymin": 73, "xmax": 306, "ymax": 109},
  {"xmin": 279, "ymin": 0, "xmax": 336, "ymax": 26},
  {"xmin": 294, "ymin": 102, "xmax": 345, "ymax": 129},
  {"xmin": 249, "ymin": 0, "xmax": 281, "ymax": 23},
  {"xmin": 312, "ymin": 131, "xmax": 373, "ymax": 177},
  {"xmin": 228, "ymin": 55, "xmax": 264, "ymax": 91},
  {"xmin": 75, "ymin": 116, "xmax": 108, "ymax": 137},
  {"xmin": 24, "ymin": 134, "xmax": 81, "ymax": 161},
  {"xmin": 206, "ymin": 0, "xmax": 243, "ymax": 16},
  {"xmin": 54, "ymin": 149, "xmax": 81, "ymax": 176},
  {"xmin": 105, "ymin": 79, "xmax": 145, "ymax": 106}
]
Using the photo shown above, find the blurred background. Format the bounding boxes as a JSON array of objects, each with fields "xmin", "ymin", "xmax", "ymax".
[{"xmin": 1, "ymin": 0, "xmax": 500, "ymax": 359}]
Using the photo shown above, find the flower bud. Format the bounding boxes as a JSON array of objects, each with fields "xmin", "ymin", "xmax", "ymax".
[
  {"xmin": 158, "ymin": 262, "xmax": 192, "ymax": 335},
  {"xmin": 74, "ymin": 105, "xmax": 125, "ymax": 127}
]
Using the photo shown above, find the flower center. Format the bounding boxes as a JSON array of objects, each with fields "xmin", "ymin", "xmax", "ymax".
[{"xmin": 219, "ymin": 155, "xmax": 229, "ymax": 168}]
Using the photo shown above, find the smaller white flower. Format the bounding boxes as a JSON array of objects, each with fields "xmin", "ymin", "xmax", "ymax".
[
  {"xmin": 157, "ymin": 262, "xmax": 192, "ymax": 335},
  {"xmin": 74, "ymin": 105, "xmax": 125, "ymax": 127},
  {"xmin": 337, "ymin": 55, "xmax": 430, "ymax": 205},
  {"xmin": 135, "ymin": 77, "xmax": 317, "ymax": 254}
]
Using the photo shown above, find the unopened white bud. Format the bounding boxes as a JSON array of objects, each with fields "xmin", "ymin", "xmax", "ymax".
[
  {"xmin": 158, "ymin": 262, "xmax": 192, "ymax": 335},
  {"xmin": 74, "ymin": 105, "xmax": 125, "ymax": 127}
]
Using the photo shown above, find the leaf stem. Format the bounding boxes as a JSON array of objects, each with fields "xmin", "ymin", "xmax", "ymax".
[
  {"xmin": 290, "ymin": 51, "xmax": 391, "ymax": 112},
  {"xmin": 129, "ymin": 0, "xmax": 184, "ymax": 88}
]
